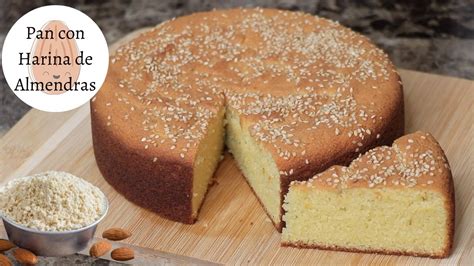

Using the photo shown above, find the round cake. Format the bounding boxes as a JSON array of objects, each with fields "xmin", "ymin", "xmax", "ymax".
[{"xmin": 91, "ymin": 8, "xmax": 404, "ymax": 228}]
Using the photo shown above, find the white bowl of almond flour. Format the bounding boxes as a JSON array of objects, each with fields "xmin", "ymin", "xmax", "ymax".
[{"xmin": 0, "ymin": 171, "xmax": 108, "ymax": 256}]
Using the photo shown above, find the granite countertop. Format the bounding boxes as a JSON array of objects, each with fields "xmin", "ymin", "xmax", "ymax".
[{"xmin": 1, "ymin": 0, "xmax": 473, "ymax": 134}]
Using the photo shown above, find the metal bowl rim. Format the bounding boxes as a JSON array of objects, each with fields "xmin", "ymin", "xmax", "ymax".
[{"xmin": 1, "ymin": 191, "xmax": 109, "ymax": 235}]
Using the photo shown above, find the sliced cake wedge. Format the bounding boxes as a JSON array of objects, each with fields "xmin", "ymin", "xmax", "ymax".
[{"xmin": 282, "ymin": 131, "xmax": 454, "ymax": 258}]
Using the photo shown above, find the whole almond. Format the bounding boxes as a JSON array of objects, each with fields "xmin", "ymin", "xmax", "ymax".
[
  {"xmin": 89, "ymin": 240, "xmax": 112, "ymax": 257},
  {"xmin": 0, "ymin": 239, "xmax": 15, "ymax": 252},
  {"xmin": 102, "ymin": 228, "xmax": 132, "ymax": 241},
  {"xmin": 111, "ymin": 247, "xmax": 134, "ymax": 261},
  {"xmin": 0, "ymin": 254, "xmax": 12, "ymax": 266},
  {"xmin": 13, "ymin": 248, "xmax": 38, "ymax": 265}
]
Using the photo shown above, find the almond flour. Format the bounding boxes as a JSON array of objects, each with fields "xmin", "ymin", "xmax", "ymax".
[{"xmin": 0, "ymin": 171, "xmax": 106, "ymax": 231}]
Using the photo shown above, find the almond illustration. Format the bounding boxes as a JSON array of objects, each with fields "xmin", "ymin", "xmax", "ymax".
[
  {"xmin": 102, "ymin": 228, "xmax": 132, "ymax": 241},
  {"xmin": 30, "ymin": 20, "xmax": 81, "ymax": 95},
  {"xmin": 89, "ymin": 240, "xmax": 112, "ymax": 257},
  {"xmin": 12, "ymin": 248, "xmax": 38, "ymax": 265},
  {"xmin": 0, "ymin": 254, "xmax": 12, "ymax": 266},
  {"xmin": 0, "ymin": 239, "xmax": 15, "ymax": 252},
  {"xmin": 111, "ymin": 247, "xmax": 134, "ymax": 261}
]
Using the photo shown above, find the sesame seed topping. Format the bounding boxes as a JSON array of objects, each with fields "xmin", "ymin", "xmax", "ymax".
[
  {"xmin": 103, "ymin": 8, "xmax": 398, "ymax": 166},
  {"xmin": 299, "ymin": 133, "xmax": 444, "ymax": 189}
]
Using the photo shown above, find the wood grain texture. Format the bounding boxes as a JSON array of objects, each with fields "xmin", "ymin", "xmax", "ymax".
[{"xmin": 0, "ymin": 29, "xmax": 472, "ymax": 264}]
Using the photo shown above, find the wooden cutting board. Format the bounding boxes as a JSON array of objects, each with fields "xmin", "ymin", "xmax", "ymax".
[
  {"xmin": 0, "ymin": 31, "xmax": 472, "ymax": 265},
  {"xmin": 0, "ymin": 71, "xmax": 472, "ymax": 265}
]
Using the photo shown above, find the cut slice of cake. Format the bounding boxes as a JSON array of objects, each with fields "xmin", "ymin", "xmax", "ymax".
[{"xmin": 282, "ymin": 131, "xmax": 454, "ymax": 258}]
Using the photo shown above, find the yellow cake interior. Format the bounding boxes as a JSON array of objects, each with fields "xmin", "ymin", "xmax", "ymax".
[
  {"xmin": 192, "ymin": 107, "xmax": 226, "ymax": 217},
  {"xmin": 282, "ymin": 186, "xmax": 449, "ymax": 255},
  {"xmin": 191, "ymin": 105, "xmax": 282, "ymax": 223},
  {"xmin": 225, "ymin": 107, "xmax": 281, "ymax": 224}
]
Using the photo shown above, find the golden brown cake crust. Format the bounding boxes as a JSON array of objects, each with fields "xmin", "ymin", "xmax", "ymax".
[
  {"xmin": 284, "ymin": 131, "xmax": 455, "ymax": 257},
  {"xmin": 91, "ymin": 8, "xmax": 404, "ymax": 225},
  {"xmin": 281, "ymin": 240, "xmax": 451, "ymax": 259},
  {"xmin": 92, "ymin": 110, "xmax": 196, "ymax": 223}
]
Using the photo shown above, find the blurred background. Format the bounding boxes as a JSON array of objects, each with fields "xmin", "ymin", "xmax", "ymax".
[{"xmin": 1, "ymin": 0, "xmax": 473, "ymax": 134}]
